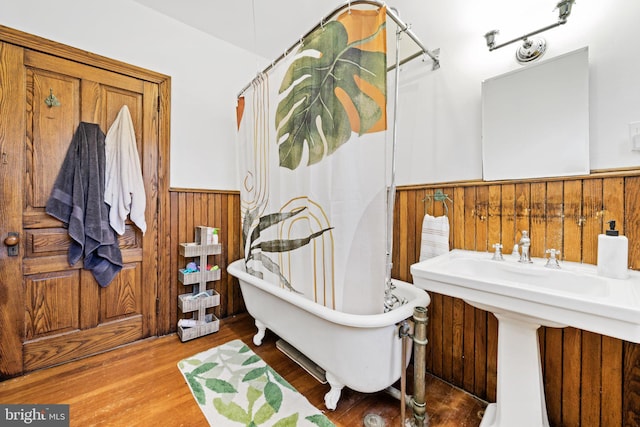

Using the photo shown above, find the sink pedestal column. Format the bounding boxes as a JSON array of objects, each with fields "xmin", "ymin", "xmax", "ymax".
[{"xmin": 481, "ymin": 313, "xmax": 550, "ymax": 427}]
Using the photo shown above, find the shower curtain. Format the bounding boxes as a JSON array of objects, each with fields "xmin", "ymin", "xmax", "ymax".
[{"xmin": 237, "ymin": 7, "xmax": 388, "ymax": 315}]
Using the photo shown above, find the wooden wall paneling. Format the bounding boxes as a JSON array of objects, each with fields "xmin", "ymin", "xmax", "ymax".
[
  {"xmin": 225, "ymin": 194, "xmax": 235, "ymax": 315},
  {"xmin": 463, "ymin": 187, "xmax": 476, "ymax": 250},
  {"xmin": 540, "ymin": 322, "xmax": 563, "ymax": 425},
  {"xmin": 194, "ymin": 193, "xmax": 214, "ymax": 319},
  {"xmin": 529, "ymin": 182, "xmax": 547, "ymax": 259},
  {"xmin": 562, "ymin": 331, "xmax": 583, "ymax": 424},
  {"xmin": 217, "ymin": 193, "xmax": 227, "ymax": 318},
  {"xmin": 462, "ymin": 187, "xmax": 476, "ymax": 392},
  {"xmin": 485, "ymin": 182, "xmax": 511, "ymax": 403},
  {"xmin": 601, "ymin": 335, "xmax": 623, "ymax": 427},
  {"xmin": 425, "ymin": 188, "xmax": 451, "ymax": 381},
  {"xmin": 169, "ymin": 192, "xmax": 179, "ymax": 331},
  {"xmin": 623, "ymin": 176, "xmax": 637, "ymax": 298},
  {"xmin": 429, "ymin": 287, "xmax": 444, "ymax": 379},
  {"xmin": 450, "ymin": 187, "xmax": 465, "ymax": 387},
  {"xmin": 501, "ymin": 184, "xmax": 516, "ymax": 254},
  {"xmin": 473, "ymin": 307, "xmax": 487, "ymax": 399},
  {"xmin": 580, "ymin": 331, "xmax": 602, "ymax": 426},
  {"xmin": 397, "ymin": 190, "xmax": 409, "ymax": 282},
  {"xmin": 623, "ymin": 342, "xmax": 640, "ymax": 427},
  {"xmin": 228, "ymin": 192, "xmax": 244, "ymax": 314},
  {"xmin": 390, "ymin": 172, "xmax": 640, "ymax": 426},
  {"xmin": 453, "ymin": 187, "xmax": 465, "ymax": 252},
  {"xmin": 514, "ymin": 183, "xmax": 531, "ymax": 246},
  {"xmin": 450, "ymin": 296, "xmax": 463, "ymax": 386},
  {"xmin": 210, "ymin": 193, "xmax": 223, "ymax": 319},
  {"xmin": 413, "ymin": 189, "xmax": 426, "ymax": 269},
  {"xmin": 487, "ymin": 185, "xmax": 502, "ymax": 253},
  {"xmin": 547, "ymin": 181, "xmax": 565, "ymax": 256},
  {"xmin": 485, "ymin": 185, "xmax": 501, "ymax": 402},
  {"xmin": 475, "ymin": 186, "xmax": 489, "ymax": 252},
  {"xmin": 559, "ymin": 180, "xmax": 582, "ymax": 426},
  {"xmin": 169, "ymin": 190, "xmax": 245, "ymax": 330},
  {"xmin": 176, "ymin": 192, "xmax": 189, "ymax": 322},
  {"xmin": 561, "ymin": 180, "xmax": 580, "ymax": 260},
  {"xmin": 575, "ymin": 179, "xmax": 603, "ymax": 426},
  {"xmin": 409, "ymin": 189, "xmax": 430, "ymax": 371},
  {"xmin": 434, "ymin": 188, "xmax": 456, "ymax": 384},
  {"xmin": 424, "ymin": 188, "xmax": 441, "ymax": 378},
  {"xmin": 392, "ymin": 193, "xmax": 401, "ymax": 281},
  {"xmin": 603, "ymin": 177, "xmax": 624, "ymax": 248},
  {"xmin": 473, "ymin": 186, "xmax": 488, "ymax": 398},
  {"xmin": 537, "ymin": 182, "xmax": 561, "ymax": 426},
  {"xmin": 624, "ymin": 177, "xmax": 640, "ymax": 427},
  {"xmin": 462, "ymin": 303, "xmax": 475, "ymax": 392},
  {"xmin": 406, "ymin": 190, "xmax": 417, "ymax": 281},
  {"xmin": 600, "ymin": 176, "xmax": 624, "ymax": 427},
  {"xmin": 582, "ymin": 179, "xmax": 603, "ymax": 264}
]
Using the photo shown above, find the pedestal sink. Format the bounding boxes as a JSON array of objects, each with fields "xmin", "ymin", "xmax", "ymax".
[{"xmin": 410, "ymin": 249, "xmax": 640, "ymax": 427}]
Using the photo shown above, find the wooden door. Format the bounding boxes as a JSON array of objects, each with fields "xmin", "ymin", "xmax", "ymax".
[{"xmin": 0, "ymin": 41, "xmax": 160, "ymax": 377}]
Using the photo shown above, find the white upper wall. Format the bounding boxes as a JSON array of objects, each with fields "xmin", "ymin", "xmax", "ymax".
[{"xmin": 2, "ymin": 0, "xmax": 640, "ymax": 188}]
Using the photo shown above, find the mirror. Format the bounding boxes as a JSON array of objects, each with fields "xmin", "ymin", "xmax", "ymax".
[{"xmin": 481, "ymin": 47, "xmax": 589, "ymax": 181}]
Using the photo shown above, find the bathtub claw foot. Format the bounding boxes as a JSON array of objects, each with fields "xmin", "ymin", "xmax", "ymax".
[
  {"xmin": 324, "ymin": 372, "xmax": 344, "ymax": 410},
  {"xmin": 253, "ymin": 320, "xmax": 266, "ymax": 346}
]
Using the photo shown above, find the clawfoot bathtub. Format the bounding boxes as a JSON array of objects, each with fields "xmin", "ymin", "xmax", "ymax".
[{"xmin": 227, "ymin": 259, "xmax": 431, "ymax": 410}]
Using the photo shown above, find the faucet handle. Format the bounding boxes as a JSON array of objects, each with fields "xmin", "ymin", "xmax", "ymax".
[
  {"xmin": 492, "ymin": 243, "xmax": 504, "ymax": 261},
  {"xmin": 545, "ymin": 249, "xmax": 561, "ymax": 268}
]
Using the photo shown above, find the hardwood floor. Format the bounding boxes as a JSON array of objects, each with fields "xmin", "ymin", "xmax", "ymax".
[{"xmin": 0, "ymin": 313, "xmax": 486, "ymax": 426}]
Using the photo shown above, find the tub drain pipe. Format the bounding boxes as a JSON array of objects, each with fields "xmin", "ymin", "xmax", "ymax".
[
  {"xmin": 399, "ymin": 321, "xmax": 411, "ymax": 424},
  {"xmin": 411, "ymin": 306, "xmax": 429, "ymax": 426}
]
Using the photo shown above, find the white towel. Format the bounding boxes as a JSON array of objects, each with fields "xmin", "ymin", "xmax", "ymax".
[
  {"xmin": 104, "ymin": 105, "xmax": 147, "ymax": 235},
  {"xmin": 419, "ymin": 214, "xmax": 450, "ymax": 261}
]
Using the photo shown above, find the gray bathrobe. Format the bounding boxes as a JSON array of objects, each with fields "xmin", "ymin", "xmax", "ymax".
[{"xmin": 46, "ymin": 122, "xmax": 123, "ymax": 287}]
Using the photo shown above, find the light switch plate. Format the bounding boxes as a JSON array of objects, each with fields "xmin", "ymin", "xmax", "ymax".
[{"xmin": 630, "ymin": 122, "xmax": 640, "ymax": 151}]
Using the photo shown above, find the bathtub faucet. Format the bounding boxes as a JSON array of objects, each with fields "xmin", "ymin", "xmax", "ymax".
[{"xmin": 384, "ymin": 279, "xmax": 407, "ymax": 312}]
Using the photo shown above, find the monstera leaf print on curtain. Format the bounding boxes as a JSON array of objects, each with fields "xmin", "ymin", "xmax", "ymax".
[
  {"xmin": 276, "ymin": 8, "xmax": 387, "ymax": 170},
  {"xmin": 237, "ymin": 6, "xmax": 389, "ymax": 315}
]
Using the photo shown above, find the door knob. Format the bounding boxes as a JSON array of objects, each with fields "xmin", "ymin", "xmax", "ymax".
[
  {"xmin": 4, "ymin": 234, "xmax": 19, "ymax": 246},
  {"xmin": 4, "ymin": 232, "xmax": 19, "ymax": 256}
]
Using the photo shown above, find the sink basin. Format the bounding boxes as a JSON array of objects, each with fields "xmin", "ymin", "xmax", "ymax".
[
  {"xmin": 447, "ymin": 257, "xmax": 608, "ymax": 296},
  {"xmin": 411, "ymin": 249, "xmax": 640, "ymax": 340},
  {"xmin": 411, "ymin": 249, "xmax": 640, "ymax": 427}
]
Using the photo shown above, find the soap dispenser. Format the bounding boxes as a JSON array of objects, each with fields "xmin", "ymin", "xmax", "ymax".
[{"xmin": 597, "ymin": 220, "xmax": 629, "ymax": 279}]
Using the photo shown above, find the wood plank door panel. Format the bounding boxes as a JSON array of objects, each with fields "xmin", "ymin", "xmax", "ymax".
[
  {"xmin": 1, "ymin": 42, "xmax": 159, "ymax": 377},
  {"xmin": 0, "ymin": 41, "xmax": 27, "ymax": 378}
]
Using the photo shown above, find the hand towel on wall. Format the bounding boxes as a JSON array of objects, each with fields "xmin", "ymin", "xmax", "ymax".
[
  {"xmin": 104, "ymin": 105, "xmax": 147, "ymax": 235},
  {"xmin": 420, "ymin": 214, "xmax": 450, "ymax": 261},
  {"xmin": 45, "ymin": 122, "xmax": 123, "ymax": 287}
]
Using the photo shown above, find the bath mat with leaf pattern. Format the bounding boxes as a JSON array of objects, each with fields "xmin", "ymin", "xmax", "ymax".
[{"xmin": 178, "ymin": 339, "xmax": 334, "ymax": 426}]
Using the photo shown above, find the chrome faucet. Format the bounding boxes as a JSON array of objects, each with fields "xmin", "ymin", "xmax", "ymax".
[
  {"xmin": 545, "ymin": 249, "xmax": 561, "ymax": 268},
  {"xmin": 492, "ymin": 243, "xmax": 504, "ymax": 261},
  {"xmin": 518, "ymin": 230, "xmax": 533, "ymax": 263}
]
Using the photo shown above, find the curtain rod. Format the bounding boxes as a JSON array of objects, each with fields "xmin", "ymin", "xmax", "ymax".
[{"xmin": 237, "ymin": 0, "xmax": 440, "ymax": 98}]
